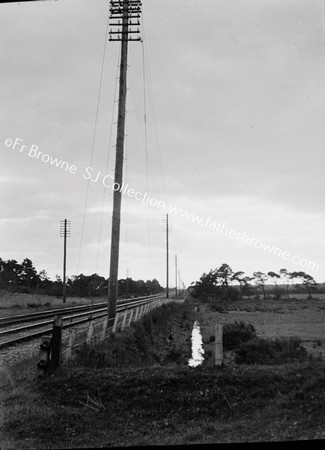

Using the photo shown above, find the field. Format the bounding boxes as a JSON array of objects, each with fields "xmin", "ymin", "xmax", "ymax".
[
  {"xmin": 198, "ymin": 295, "xmax": 325, "ymax": 359},
  {"xmin": 0, "ymin": 290, "xmax": 103, "ymax": 317},
  {"xmin": 0, "ymin": 294, "xmax": 325, "ymax": 448}
]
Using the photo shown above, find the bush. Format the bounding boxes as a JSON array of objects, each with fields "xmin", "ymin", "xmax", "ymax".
[
  {"xmin": 223, "ymin": 321, "xmax": 256, "ymax": 350},
  {"xmin": 218, "ymin": 287, "xmax": 241, "ymax": 302},
  {"xmin": 27, "ymin": 303, "xmax": 37, "ymax": 308},
  {"xmin": 234, "ymin": 336, "xmax": 308, "ymax": 365}
]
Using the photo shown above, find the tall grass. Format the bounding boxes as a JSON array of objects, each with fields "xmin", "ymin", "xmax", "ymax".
[{"xmin": 0, "ymin": 289, "xmax": 98, "ymax": 310}]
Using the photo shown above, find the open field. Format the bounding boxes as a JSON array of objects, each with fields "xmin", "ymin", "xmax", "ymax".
[
  {"xmin": 198, "ymin": 296, "xmax": 325, "ymax": 359},
  {"xmin": 0, "ymin": 290, "xmax": 104, "ymax": 317}
]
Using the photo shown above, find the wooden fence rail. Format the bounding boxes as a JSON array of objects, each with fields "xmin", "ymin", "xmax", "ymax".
[{"xmin": 38, "ymin": 295, "xmax": 183, "ymax": 371}]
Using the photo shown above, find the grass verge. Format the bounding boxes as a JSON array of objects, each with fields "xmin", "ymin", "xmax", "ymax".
[{"xmin": 2, "ymin": 361, "xmax": 325, "ymax": 448}]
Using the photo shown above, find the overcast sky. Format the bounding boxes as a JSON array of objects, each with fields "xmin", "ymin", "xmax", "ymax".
[{"xmin": 1, "ymin": 0, "xmax": 325, "ymax": 287}]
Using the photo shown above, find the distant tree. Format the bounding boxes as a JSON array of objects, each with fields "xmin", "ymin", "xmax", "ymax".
[
  {"xmin": 69, "ymin": 274, "xmax": 97, "ymax": 298},
  {"xmin": 52, "ymin": 275, "xmax": 63, "ymax": 297},
  {"xmin": 190, "ymin": 270, "xmax": 218, "ymax": 300},
  {"xmin": 0, "ymin": 259, "xmax": 22, "ymax": 290},
  {"xmin": 190, "ymin": 265, "xmax": 240, "ymax": 302},
  {"xmin": 242, "ymin": 276, "xmax": 254, "ymax": 299},
  {"xmin": 253, "ymin": 271, "xmax": 268, "ymax": 299},
  {"xmin": 232, "ymin": 271, "xmax": 246, "ymax": 299},
  {"xmin": 267, "ymin": 271, "xmax": 281, "ymax": 299},
  {"xmin": 88, "ymin": 274, "xmax": 107, "ymax": 297},
  {"xmin": 145, "ymin": 278, "xmax": 164, "ymax": 295},
  {"xmin": 215, "ymin": 263, "xmax": 234, "ymax": 287},
  {"xmin": 19, "ymin": 258, "xmax": 39, "ymax": 289},
  {"xmin": 119, "ymin": 277, "xmax": 136, "ymax": 298},
  {"xmin": 135, "ymin": 279, "xmax": 148, "ymax": 297},
  {"xmin": 279, "ymin": 268, "xmax": 292, "ymax": 299},
  {"xmin": 38, "ymin": 270, "xmax": 52, "ymax": 291},
  {"xmin": 290, "ymin": 271, "xmax": 317, "ymax": 299}
]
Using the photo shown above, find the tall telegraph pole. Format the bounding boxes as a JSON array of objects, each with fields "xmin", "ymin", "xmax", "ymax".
[
  {"xmin": 108, "ymin": 0, "xmax": 142, "ymax": 320},
  {"xmin": 60, "ymin": 219, "xmax": 71, "ymax": 303}
]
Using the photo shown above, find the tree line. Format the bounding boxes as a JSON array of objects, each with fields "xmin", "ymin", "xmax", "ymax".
[
  {"xmin": 189, "ymin": 263, "xmax": 321, "ymax": 301},
  {"xmin": 0, "ymin": 257, "xmax": 164, "ymax": 298}
]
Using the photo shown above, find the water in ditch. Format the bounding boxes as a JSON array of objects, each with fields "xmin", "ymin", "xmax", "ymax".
[{"xmin": 188, "ymin": 320, "xmax": 204, "ymax": 367}]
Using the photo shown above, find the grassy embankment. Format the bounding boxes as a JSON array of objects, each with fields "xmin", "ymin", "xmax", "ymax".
[
  {"xmin": 0, "ymin": 290, "xmax": 102, "ymax": 317},
  {"xmin": 1, "ymin": 296, "xmax": 325, "ymax": 448}
]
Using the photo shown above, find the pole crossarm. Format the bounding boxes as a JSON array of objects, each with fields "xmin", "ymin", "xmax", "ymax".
[
  {"xmin": 60, "ymin": 219, "xmax": 71, "ymax": 238},
  {"xmin": 109, "ymin": 0, "xmax": 142, "ymax": 42}
]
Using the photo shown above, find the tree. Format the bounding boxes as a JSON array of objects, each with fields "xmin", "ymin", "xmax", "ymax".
[
  {"xmin": 0, "ymin": 259, "xmax": 23, "ymax": 290},
  {"xmin": 88, "ymin": 274, "xmax": 107, "ymax": 297},
  {"xmin": 214, "ymin": 263, "xmax": 234, "ymax": 287},
  {"xmin": 145, "ymin": 279, "xmax": 164, "ymax": 295},
  {"xmin": 242, "ymin": 276, "xmax": 254, "ymax": 298},
  {"xmin": 38, "ymin": 270, "xmax": 52, "ymax": 291},
  {"xmin": 290, "ymin": 271, "xmax": 317, "ymax": 299},
  {"xmin": 232, "ymin": 271, "xmax": 246, "ymax": 299},
  {"xmin": 267, "ymin": 271, "xmax": 281, "ymax": 299},
  {"xmin": 279, "ymin": 268, "xmax": 292, "ymax": 299},
  {"xmin": 253, "ymin": 271, "xmax": 268, "ymax": 299},
  {"xmin": 19, "ymin": 258, "xmax": 39, "ymax": 289},
  {"xmin": 190, "ymin": 270, "xmax": 218, "ymax": 300}
]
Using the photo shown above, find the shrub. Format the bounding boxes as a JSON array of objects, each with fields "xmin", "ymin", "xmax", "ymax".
[
  {"xmin": 234, "ymin": 336, "xmax": 308, "ymax": 365},
  {"xmin": 218, "ymin": 287, "xmax": 241, "ymax": 302},
  {"xmin": 27, "ymin": 303, "xmax": 37, "ymax": 308},
  {"xmin": 223, "ymin": 321, "xmax": 256, "ymax": 350}
]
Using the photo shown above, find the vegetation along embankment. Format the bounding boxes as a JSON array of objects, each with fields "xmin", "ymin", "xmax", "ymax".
[{"xmin": 1, "ymin": 291, "xmax": 325, "ymax": 448}]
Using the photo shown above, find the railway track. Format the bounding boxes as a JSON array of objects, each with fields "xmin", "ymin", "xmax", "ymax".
[{"xmin": 0, "ymin": 294, "xmax": 165, "ymax": 350}]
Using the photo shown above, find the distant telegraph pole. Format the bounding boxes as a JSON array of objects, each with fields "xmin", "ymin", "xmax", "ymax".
[
  {"xmin": 175, "ymin": 254, "xmax": 178, "ymax": 299},
  {"xmin": 165, "ymin": 214, "xmax": 169, "ymax": 299},
  {"xmin": 60, "ymin": 219, "xmax": 71, "ymax": 303},
  {"xmin": 107, "ymin": 0, "xmax": 142, "ymax": 320}
]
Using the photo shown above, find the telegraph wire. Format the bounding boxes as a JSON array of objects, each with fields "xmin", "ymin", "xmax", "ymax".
[
  {"xmin": 94, "ymin": 55, "xmax": 121, "ymax": 277},
  {"xmin": 76, "ymin": 9, "xmax": 111, "ymax": 275},
  {"xmin": 141, "ymin": 15, "xmax": 152, "ymax": 281}
]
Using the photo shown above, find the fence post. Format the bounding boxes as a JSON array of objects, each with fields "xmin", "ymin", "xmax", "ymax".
[
  {"xmin": 101, "ymin": 317, "xmax": 108, "ymax": 341},
  {"xmin": 112, "ymin": 313, "xmax": 119, "ymax": 333},
  {"xmin": 121, "ymin": 307, "xmax": 128, "ymax": 330},
  {"xmin": 65, "ymin": 328, "xmax": 77, "ymax": 363},
  {"xmin": 215, "ymin": 323, "xmax": 223, "ymax": 366},
  {"xmin": 49, "ymin": 315, "xmax": 62, "ymax": 371},
  {"xmin": 86, "ymin": 319, "xmax": 94, "ymax": 344},
  {"xmin": 128, "ymin": 308, "xmax": 134, "ymax": 326},
  {"xmin": 134, "ymin": 307, "xmax": 139, "ymax": 322}
]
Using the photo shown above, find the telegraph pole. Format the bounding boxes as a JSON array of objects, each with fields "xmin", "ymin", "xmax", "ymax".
[
  {"xmin": 175, "ymin": 254, "xmax": 178, "ymax": 299},
  {"xmin": 166, "ymin": 214, "xmax": 169, "ymax": 299},
  {"xmin": 108, "ymin": 0, "xmax": 142, "ymax": 320},
  {"xmin": 60, "ymin": 219, "xmax": 71, "ymax": 303}
]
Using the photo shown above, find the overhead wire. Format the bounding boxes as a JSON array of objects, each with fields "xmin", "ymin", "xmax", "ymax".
[
  {"xmin": 142, "ymin": 40, "xmax": 166, "ymax": 189},
  {"xmin": 141, "ymin": 15, "xmax": 152, "ymax": 281},
  {"xmin": 76, "ymin": 8, "xmax": 111, "ymax": 275},
  {"xmin": 94, "ymin": 54, "xmax": 121, "ymax": 278}
]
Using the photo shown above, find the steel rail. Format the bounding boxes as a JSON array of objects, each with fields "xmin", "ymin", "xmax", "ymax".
[
  {"xmin": 0, "ymin": 294, "xmax": 166, "ymax": 349},
  {"xmin": 0, "ymin": 293, "xmax": 164, "ymax": 327}
]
